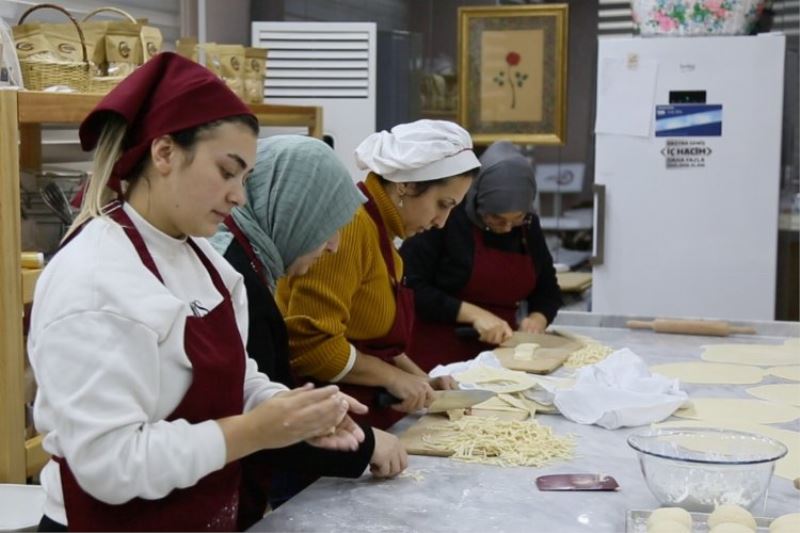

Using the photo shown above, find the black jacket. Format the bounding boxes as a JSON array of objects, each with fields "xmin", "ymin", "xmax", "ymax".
[
  {"xmin": 224, "ymin": 239, "xmax": 375, "ymax": 528},
  {"xmin": 400, "ymin": 204, "xmax": 562, "ymax": 325}
]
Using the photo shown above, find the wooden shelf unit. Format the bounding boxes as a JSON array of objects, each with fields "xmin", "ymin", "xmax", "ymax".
[{"xmin": 0, "ymin": 90, "xmax": 323, "ymax": 483}]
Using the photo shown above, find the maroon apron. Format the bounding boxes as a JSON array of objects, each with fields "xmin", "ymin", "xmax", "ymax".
[
  {"xmin": 55, "ymin": 205, "xmax": 246, "ymax": 531},
  {"xmin": 335, "ymin": 183, "xmax": 415, "ymax": 430},
  {"xmin": 409, "ymin": 225, "xmax": 537, "ymax": 372}
]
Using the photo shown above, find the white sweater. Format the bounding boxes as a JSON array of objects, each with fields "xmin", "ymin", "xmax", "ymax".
[{"xmin": 28, "ymin": 203, "xmax": 287, "ymax": 525}]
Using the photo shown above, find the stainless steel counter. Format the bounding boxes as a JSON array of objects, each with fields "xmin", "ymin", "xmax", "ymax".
[{"xmin": 249, "ymin": 312, "xmax": 800, "ymax": 532}]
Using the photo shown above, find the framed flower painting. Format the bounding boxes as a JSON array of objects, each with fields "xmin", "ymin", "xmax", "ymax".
[{"xmin": 457, "ymin": 4, "xmax": 569, "ymax": 145}]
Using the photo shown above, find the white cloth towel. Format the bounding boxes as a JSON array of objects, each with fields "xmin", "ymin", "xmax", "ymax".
[
  {"xmin": 553, "ymin": 348, "xmax": 688, "ymax": 429},
  {"xmin": 431, "ymin": 348, "xmax": 688, "ymax": 430}
]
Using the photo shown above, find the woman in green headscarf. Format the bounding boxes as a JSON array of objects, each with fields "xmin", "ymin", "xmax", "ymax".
[{"xmin": 210, "ymin": 135, "xmax": 407, "ymax": 527}]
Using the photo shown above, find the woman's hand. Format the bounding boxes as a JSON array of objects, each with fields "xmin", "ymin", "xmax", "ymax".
[
  {"xmin": 472, "ymin": 310, "xmax": 513, "ymax": 345},
  {"xmin": 385, "ymin": 370, "xmax": 435, "ymax": 413},
  {"xmin": 519, "ymin": 312, "xmax": 548, "ymax": 334},
  {"xmin": 246, "ymin": 384, "xmax": 353, "ymax": 448},
  {"xmin": 429, "ymin": 375, "xmax": 458, "ymax": 390},
  {"xmin": 306, "ymin": 413, "xmax": 366, "ymax": 452},
  {"xmin": 369, "ymin": 429, "xmax": 408, "ymax": 478},
  {"xmin": 220, "ymin": 385, "xmax": 369, "ymax": 462}
]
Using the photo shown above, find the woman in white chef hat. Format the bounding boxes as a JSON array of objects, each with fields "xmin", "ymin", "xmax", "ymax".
[{"xmin": 275, "ymin": 119, "xmax": 480, "ymax": 429}]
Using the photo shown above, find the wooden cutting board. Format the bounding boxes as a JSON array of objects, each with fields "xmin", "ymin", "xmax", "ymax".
[
  {"xmin": 398, "ymin": 411, "xmax": 529, "ymax": 457},
  {"xmin": 495, "ymin": 332, "xmax": 583, "ymax": 374}
]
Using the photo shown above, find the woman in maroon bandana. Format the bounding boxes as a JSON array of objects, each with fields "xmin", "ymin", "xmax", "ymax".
[{"xmin": 28, "ymin": 52, "xmax": 367, "ymax": 532}]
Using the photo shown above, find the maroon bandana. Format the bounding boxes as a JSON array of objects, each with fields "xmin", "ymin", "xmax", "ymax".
[{"xmin": 78, "ymin": 52, "xmax": 254, "ymax": 195}]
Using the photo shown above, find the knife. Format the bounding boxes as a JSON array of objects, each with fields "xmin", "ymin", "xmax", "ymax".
[
  {"xmin": 428, "ymin": 389, "xmax": 495, "ymax": 413},
  {"xmin": 375, "ymin": 389, "xmax": 495, "ymax": 412}
]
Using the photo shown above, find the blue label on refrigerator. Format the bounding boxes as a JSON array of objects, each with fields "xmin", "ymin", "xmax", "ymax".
[{"xmin": 655, "ymin": 104, "xmax": 722, "ymax": 137}]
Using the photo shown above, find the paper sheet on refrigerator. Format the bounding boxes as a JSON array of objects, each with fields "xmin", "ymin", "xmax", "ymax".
[{"xmin": 594, "ymin": 56, "xmax": 658, "ymax": 138}]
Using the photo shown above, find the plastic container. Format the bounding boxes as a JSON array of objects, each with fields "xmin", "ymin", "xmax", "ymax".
[
  {"xmin": 0, "ymin": 484, "xmax": 45, "ymax": 531},
  {"xmin": 631, "ymin": 0, "xmax": 770, "ymax": 36},
  {"xmin": 627, "ymin": 427, "xmax": 786, "ymax": 512}
]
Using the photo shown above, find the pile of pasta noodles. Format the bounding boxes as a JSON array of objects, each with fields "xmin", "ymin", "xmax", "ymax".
[
  {"xmin": 563, "ymin": 339, "xmax": 614, "ymax": 368},
  {"xmin": 421, "ymin": 416, "xmax": 574, "ymax": 467}
]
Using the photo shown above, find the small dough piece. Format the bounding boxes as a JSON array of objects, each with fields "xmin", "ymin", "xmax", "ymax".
[
  {"xmin": 674, "ymin": 398, "xmax": 800, "ymax": 424},
  {"xmin": 650, "ymin": 362, "xmax": 765, "ymax": 385},
  {"xmin": 770, "ymin": 513, "xmax": 800, "ymax": 532},
  {"xmin": 446, "ymin": 409, "xmax": 466, "ymax": 421},
  {"xmin": 767, "ymin": 366, "xmax": 800, "ymax": 382},
  {"xmin": 514, "ymin": 343, "xmax": 539, "ymax": 361},
  {"xmin": 708, "ymin": 504, "xmax": 756, "ymax": 531},
  {"xmin": 647, "ymin": 519, "xmax": 690, "ymax": 533},
  {"xmin": 646, "ymin": 507, "xmax": 692, "ymax": 530},
  {"xmin": 745, "ymin": 384, "xmax": 800, "ymax": 407},
  {"xmin": 710, "ymin": 524, "xmax": 757, "ymax": 533}
]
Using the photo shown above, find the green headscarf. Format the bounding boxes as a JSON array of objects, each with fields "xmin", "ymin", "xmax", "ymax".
[{"xmin": 210, "ymin": 135, "xmax": 365, "ymax": 288}]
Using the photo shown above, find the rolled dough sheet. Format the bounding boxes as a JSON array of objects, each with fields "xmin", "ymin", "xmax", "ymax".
[
  {"xmin": 650, "ymin": 362, "xmax": 765, "ymax": 385},
  {"xmin": 674, "ymin": 398, "xmax": 800, "ymax": 424},
  {"xmin": 700, "ymin": 338, "xmax": 800, "ymax": 367},
  {"xmin": 454, "ymin": 365, "xmax": 538, "ymax": 394},
  {"xmin": 655, "ymin": 419, "xmax": 800, "ymax": 480},
  {"xmin": 745, "ymin": 384, "xmax": 800, "ymax": 407},
  {"xmin": 767, "ymin": 366, "xmax": 800, "ymax": 382}
]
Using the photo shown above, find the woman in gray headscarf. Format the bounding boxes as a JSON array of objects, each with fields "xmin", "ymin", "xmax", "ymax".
[
  {"xmin": 210, "ymin": 135, "xmax": 407, "ymax": 527},
  {"xmin": 400, "ymin": 141, "xmax": 563, "ymax": 371}
]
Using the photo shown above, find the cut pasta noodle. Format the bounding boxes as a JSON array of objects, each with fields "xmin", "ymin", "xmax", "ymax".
[
  {"xmin": 420, "ymin": 417, "xmax": 574, "ymax": 467},
  {"xmin": 563, "ymin": 341, "xmax": 614, "ymax": 368}
]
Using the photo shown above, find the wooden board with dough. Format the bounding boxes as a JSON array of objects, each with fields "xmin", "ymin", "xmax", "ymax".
[
  {"xmin": 399, "ymin": 409, "xmax": 531, "ymax": 457},
  {"xmin": 495, "ymin": 333, "xmax": 583, "ymax": 374},
  {"xmin": 398, "ymin": 414, "xmax": 455, "ymax": 457}
]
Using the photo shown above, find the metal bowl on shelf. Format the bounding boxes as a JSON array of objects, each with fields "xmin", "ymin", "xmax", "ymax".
[{"xmin": 627, "ymin": 427, "xmax": 786, "ymax": 512}]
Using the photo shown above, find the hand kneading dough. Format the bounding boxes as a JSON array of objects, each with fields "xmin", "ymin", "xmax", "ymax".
[
  {"xmin": 646, "ymin": 507, "xmax": 692, "ymax": 529},
  {"xmin": 770, "ymin": 513, "xmax": 800, "ymax": 532},
  {"xmin": 650, "ymin": 362, "xmax": 764, "ymax": 385},
  {"xmin": 710, "ymin": 524, "xmax": 757, "ymax": 533},
  {"xmin": 647, "ymin": 519, "xmax": 690, "ymax": 533},
  {"xmin": 708, "ymin": 505, "xmax": 757, "ymax": 531}
]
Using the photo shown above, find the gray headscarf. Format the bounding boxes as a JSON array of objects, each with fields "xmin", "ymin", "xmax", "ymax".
[
  {"xmin": 464, "ymin": 141, "xmax": 537, "ymax": 228},
  {"xmin": 209, "ymin": 135, "xmax": 365, "ymax": 288}
]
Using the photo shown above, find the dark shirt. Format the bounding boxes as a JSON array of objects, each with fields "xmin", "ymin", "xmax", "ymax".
[
  {"xmin": 223, "ymin": 239, "xmax": 375, "ymax": 524},
  {"xmin": 400, "ymin": 204, "xmax": 563, "ymax": 325}
]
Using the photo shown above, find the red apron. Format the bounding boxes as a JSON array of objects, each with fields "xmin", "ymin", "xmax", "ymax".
[
  {"xmin": 409, "ymin": 226, "xmax": 537, "ymax": 372},
  {"xmin": 55, "ymin": 205, "xmax": 246, "ymax": 531},
  {"xmin": 336, "ymin": 182, "xmax": 414, "ymax": 430}
]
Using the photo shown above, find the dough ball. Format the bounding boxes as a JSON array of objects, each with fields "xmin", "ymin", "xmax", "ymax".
[
  {"xmin": 647, "ymin": 519, "xmax": 690, "ymax": 533},
  {"xmin": 770, "ymin": 513, "xmax": 800, "ymax": 532},
  {"xmin": 708, "ymin": 505, "xmax": 756, "ymax": 531},
  {"xmin": 647, "ymin": 507, "xmax": 692, "ymax": 530},
  {"xmin": 710, "ymin": 523, "xmax": 757, "ymax": 533}
]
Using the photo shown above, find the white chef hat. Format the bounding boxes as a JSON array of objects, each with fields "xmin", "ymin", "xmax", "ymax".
[{"xmin": 354, "ymin": 119, "xmax": 481, "ymax": 183}]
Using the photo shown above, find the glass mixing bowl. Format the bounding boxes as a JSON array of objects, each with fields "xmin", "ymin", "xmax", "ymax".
[{"xmin": 627, "ymin": 427, "xmax": 787, "ymax": 512}]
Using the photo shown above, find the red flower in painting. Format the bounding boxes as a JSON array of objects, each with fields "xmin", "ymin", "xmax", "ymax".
[{"xmin": 506, "ymin": 52, "xmax": 521, "ymax": 66}]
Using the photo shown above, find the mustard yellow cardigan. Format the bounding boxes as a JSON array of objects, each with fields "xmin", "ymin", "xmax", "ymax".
[{"xmin": 276, "ymin": 173, "xmax": 406, "ymax": 381}]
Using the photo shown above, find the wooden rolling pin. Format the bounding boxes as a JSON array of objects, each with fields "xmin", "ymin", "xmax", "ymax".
[{"xmin": 626, "ymin": 319, "xmax": 756, "ymax": 337}]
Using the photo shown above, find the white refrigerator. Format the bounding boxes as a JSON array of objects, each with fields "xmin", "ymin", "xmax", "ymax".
[{"xmin": 592, "ymin": 35, "xmax": 785, "ymax": 321}]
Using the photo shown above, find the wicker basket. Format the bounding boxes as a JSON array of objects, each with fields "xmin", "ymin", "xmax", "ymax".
[{"xmin": 15, "ymin": 3, "xmax": 90, "ymax": 92}]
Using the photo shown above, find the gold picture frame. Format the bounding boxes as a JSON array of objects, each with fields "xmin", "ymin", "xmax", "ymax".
[{"xmin": 458, "ymin": 4, "xmax": 569, "ymax": 145}]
